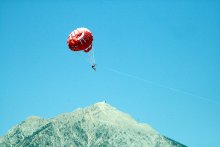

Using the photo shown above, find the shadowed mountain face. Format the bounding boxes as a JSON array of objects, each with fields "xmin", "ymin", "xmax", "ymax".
[{"xmin": 0, "ymin": 102, "xmax": 187, "ymax": 147}]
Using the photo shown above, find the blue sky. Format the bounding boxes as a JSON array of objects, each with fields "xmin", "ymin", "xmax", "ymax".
[{"xmin": 1, "ymin": 0, "xmax": 220, "ymax": 146}]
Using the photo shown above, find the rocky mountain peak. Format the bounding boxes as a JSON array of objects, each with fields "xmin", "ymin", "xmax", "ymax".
[{"xmin": 0, "ymin": 102, "xmax": 187, "ymax": 147}]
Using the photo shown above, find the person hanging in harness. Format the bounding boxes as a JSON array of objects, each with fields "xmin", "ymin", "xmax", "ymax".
[{"xmin": 92, "ymin": 64, "xmax": 96, "ymax": 71}]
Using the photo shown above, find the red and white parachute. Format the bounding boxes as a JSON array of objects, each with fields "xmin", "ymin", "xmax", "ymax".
[{"xmin": 67, "ymin": 27, "xmax": 96, "ymax": 70}]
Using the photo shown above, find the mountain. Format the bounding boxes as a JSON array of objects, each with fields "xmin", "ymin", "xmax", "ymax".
[{"xmin": 0, "ymin": 102, "xmax": 187, "ymax": 147}]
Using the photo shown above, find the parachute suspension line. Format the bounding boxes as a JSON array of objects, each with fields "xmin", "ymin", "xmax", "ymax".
[
  {"xmin": 74, "ymin": 49, "xmax": 95, "ymax": 67},
  {"xmin": 92, "ymin": 49, "xmax": 95, "ymax": 63},
  {"xmin": 88, "ymin": 49, "xmax": 96, "ymax": 65},
  {"xmin": 76, "ymin": 51, "xmax": 93, "ymax": 65},
  {"xmin": 91, "ymin": 49, "xmax": 96, "ymax": 64}
]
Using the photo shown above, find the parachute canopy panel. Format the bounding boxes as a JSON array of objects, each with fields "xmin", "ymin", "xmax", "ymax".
[{"xmin": 67, "ymin": 27, "xmax": 93, "ymax": 53}]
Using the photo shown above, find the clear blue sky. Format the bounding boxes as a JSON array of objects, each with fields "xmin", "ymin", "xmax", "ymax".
[{"xmin": 1, "ymin": 0, "xmax": 220, "ymax": 146}]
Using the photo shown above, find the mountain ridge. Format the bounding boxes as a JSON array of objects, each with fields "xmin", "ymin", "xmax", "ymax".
[{"xmin": 0, "ymin": 102, "xmax": 187, "ymax": 147}]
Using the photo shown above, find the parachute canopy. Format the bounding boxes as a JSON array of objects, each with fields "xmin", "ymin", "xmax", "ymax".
[{"xmin": 67, "ymin": 27, "xmax": 93, "ymax": 53}]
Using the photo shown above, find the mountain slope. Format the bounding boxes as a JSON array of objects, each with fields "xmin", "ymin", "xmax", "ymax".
[{"xmin": 0, "ymin": 102, "xmax": 187, "ymax": 147}]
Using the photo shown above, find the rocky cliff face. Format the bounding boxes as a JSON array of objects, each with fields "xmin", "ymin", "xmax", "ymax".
[{"xmin": 0, "ymin": 102, "xmax": 186, "ymax": 147}]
